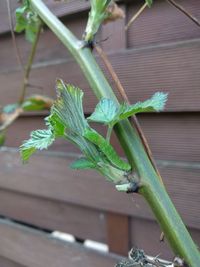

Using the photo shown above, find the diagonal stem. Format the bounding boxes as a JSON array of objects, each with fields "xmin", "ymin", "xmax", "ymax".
[
  {"xmin": 166, "ymin": 0, "xmax": 200, "ymax": 27},
  {"xmin": 106, "ymin": 125, "xmax": 113, "ymax": 142},
  {"xmin": 29, "ymin": 1, "xmax": 200, "ymax": 266},
  {"xmin": 95, "ymin": 45, "xmax": 163, "ymax": 184},
  {"xmin": 18, "ymin": 21, "xmax": 42, "ymax": 104},
  {"xmin": 6, "ymin": 0, "xmax": 24, "ymax": 71},
  {"xmin": 125, "ymin": 2, "xmax": 147, "ymax": 31}
]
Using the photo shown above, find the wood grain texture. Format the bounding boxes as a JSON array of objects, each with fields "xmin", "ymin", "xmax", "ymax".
[
  {"xmin": 127, "ymin": 0, "xmax": 200, "ymax": 48},
  {"xmin": 5, "ymin": 113, "xmax": 200, "ymax": 163},
  {"xmin": 1, "ymin": 40, "xmax": 200, "ymax": 112},
  {"xmin": 0, "ymin": 219, "xmax": 119, "ymax": 267},
  {"xmin": 0, "ymin": 256, "xmax": 24, "ymax": 267},
  {"xmin": 1, "ymin": 0, "xmax": 200, "ymax": 112},
  {"xmin": 101, "ymin": 5, "xmax": 126, "ymax": 52},
  {"xmin": 107, "ymin": 213, "xmax": 130, "ymax": 256},
  {"xmin": 0, "ymin": 15, "xmax": 87, "ymax": 73},
  {"xmin": 0, "ymin": 149, "xmax": 199, "ymax": 230},
  {"xmin": 130, "ymin": 217, "xmax": 200, "ymax": 261},
  {"xmin": 0, "ymin": 0, "xmax": 89, "ymax": 34},
  {"xmin": 0, "ymin": 0, "xmax": 200, "ymax": 262},
  {"xmin": 0, "ymin": 189, "xmax": 106, "ymax": 243}
]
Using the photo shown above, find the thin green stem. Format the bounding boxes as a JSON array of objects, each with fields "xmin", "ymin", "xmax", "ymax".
[
  {"xmin": 106, "ymin": 125, "xmax": 113, "ymax": 141},
  {"xmin": 6, "ymin": 0, "xmax": 24, "ymax": 71},
  {"xmin": 30, "ymin": 1, "xmax": 200, "ymax": 265},
  {"xmin": 18, "ymin": 21, "xmax": 42, "ymax": 104}
]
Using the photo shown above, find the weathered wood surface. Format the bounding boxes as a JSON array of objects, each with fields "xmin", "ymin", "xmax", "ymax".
[
  {"xmin": 106, "ymin": 213, "xmax": 130, "ymax": 256},
  {"xmin": 0, "ymin": 0, "xmax": 200, "ymax": 262},
  {"xmin": 0, "ymin": 189, "xmax": 107, "ymax": 243},
  {"xmin": 0, "ymin": 180, "xmax": 199, "ymax": 261},
  {"xmin": 127, "ymin": 0, "xmax": 200, "ymax": 48},
  {"xmin": 1, "ymin": 40, "xmax": 200, "ymax": 112},
  {"xmin": 0, "ymin": 219, "xmax": 119, "ymax": 267},
  {"xmin": 0, "ymin": 149, "xmax": 199, "ymax": 230},
  {"xmin": 130, "ymin": 217, "xmax": 200, "ymax": 260},
  {"xmin": 0, "ymin": 0, "xmax": 89, "ymax": 34},
  {"xmin": 0, "ymin": 256, "xmax": 24, "ymax": 267},
  {"xmin": 0, "ymin": 1, "xmax": 200, "ymax": 112},
  {"xmin": 5, "ymin": 114, "xmax": 200, "ymax": 163},
  {"xmin": 0, "ymin": 14, "xmax": 87, "ymax": 72}
]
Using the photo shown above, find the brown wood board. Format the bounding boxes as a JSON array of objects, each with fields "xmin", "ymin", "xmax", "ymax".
[
  {"xmin": 127, "ymin": 0, "xmax": 200, "ymax": 48},
  {"xmin": 0, "ymin": 150, "xmax": 199, "ymax": 229},
  {"xmin": 0, "ymin": 189, "xmax": 107, "ymax": 243},
  {"xmin": 0, "ymin": 219, "xmax": 119, "ymax": 267},
  {"xmin": 0, "ymin": 256, "xmax": 25, "ymax": 267},
  {"xmin": 0, "ymin": 0, "xmax": 89, "ymax": 34},
  {"xmin": 0, "ymin": 15, "xmax": 87, "ymax": 73},
  {"xmin": 0, "ymin": 41, "xmax": 200, "ymax": 112},
  {"xmin": 130, "ymin": 217, "xmax": 200, "ymax": 261},
  {"xmin": 106, "ymin": 213, "xmax": 130, "ymax": 255},
  {"xmin": 5, "ymin": 113, "xmax": 200, "ymax": 163}
]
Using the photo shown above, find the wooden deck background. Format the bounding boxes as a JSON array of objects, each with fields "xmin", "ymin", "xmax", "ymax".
[{"xmin": 0, "ymin": 0, "xmax": 200, "ymax": 266}]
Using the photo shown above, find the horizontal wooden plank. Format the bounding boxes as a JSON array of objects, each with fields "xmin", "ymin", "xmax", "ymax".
[
  {"xmin": 0, "ymin": 256, "xmax": 24, "ymax": 267},
  {"xmin": 5, "ymin": 113, "xmax": 200, "ymax": 163},
  {"xmin": 1, "ymin": 40, "xmax": 200, "ymax": 112},
  {"xmin": 0, "ymin": 219, "xmax": 119, "ymax": 267},
  {"xmin": 0, "ymin": 149, "xmax": 199, "ymax": 229},
  {"xmin": 0, "ymin": 15, "xmax": 87, "ymax": 73},
  {"xmin": 127, "ymin": 0, "xmax": 200, "ymax": 48},
  {"xmin": 130, "ymin": 217, "xmax": 200, "ymax": 261},
  {"xmin": 0, "ymin": 0, "xmax": 89, "ymax": 34},
  {"xmin": 0, "ymin": 189, "xmax": 106, "ymax": 243},
  {"xmin": 107, "ymin": 213, "xmax": 130, "ymax": 255}
]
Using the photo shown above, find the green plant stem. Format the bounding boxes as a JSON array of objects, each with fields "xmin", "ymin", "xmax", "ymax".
[
  {"xmin": 30, "ymin": 1, "xmax": 200, "ymax": 265},
  {"xmin": 6, "ymin": 0, "xmax": 24, "ymax": 71},
  {"xmin": 18, "ymin": 21, "xmax": 42, "ymax": 104},
  {"xmin": 106, "ymin": 125, "xmax": 113, "ymax": 141}
]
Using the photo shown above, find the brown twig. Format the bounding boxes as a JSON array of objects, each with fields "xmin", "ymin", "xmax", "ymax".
[
  {"xmin": 0, "ymin": 108, "xmax": 23, "ymax": 132},
  {"xmin": 95, "ymin": 45, "xmax": 164, "ymax": 184},
  {"xmin": 18, "ymin": 22, "xmax": 42, "ymax": 104},
  {"xmin": 0, "ymin": 94, "xmax": 53, "ymax": 132},
  {"xmin": 0, "ymin": 22, "xmax": 42, "ymax": 132},
  {"xmin": 166, "ymin": 0, "xmax": 200, "ymax": 27},
  {"xmin": 6, "ymin": 0, "xmax": 24, "ymax": 71},
  {"xmin": 125, "ymin": 3, "xmax": 147, "ymax": 31}
]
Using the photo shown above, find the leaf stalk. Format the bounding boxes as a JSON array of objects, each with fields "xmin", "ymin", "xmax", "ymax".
[{"xmin": 18, "ymin": 21, "xmax": 42, "ymax": 104}]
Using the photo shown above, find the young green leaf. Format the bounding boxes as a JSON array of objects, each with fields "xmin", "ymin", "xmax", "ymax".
[
  {"xmin": 84, "ymin": 128, "xmax": 131, "ymax": 171},
  {"xmin": 22, "ymin": 95, "xmax": 53, "ymax": 111},
  {"xmin": 45, "ymin": 113, "xmax": 65, "ymax": 138},
  {"xmin": 15, "ymin": 0, "xmax": 41, "ymax": 43},
  {"xmin": 53, "ymin": 80, "xmax": 88, "ymax": 134},
  {"xmin": 70, "ymin": 158, "xmax": 96, "ymax": 170},
  {"xmin": 15, "ymin": 6, "xmax": 27, "ymax": 32},
  {"xmin": 0, "ymin": 132, "xmax": 6, "ymax": 146},
  {"xmin": 118, "ymin": 92, "xmax": 168, "ymax": 120},
  {"xmin": 87, "ymin": 98, "xmax": 118, "ymax": 124},
  {"xmin": 88, "ymin": 92, "xmax": 168, "ymax": 128},
  {"xmin": 83, "ymin": 0, "xmax": 112, "ymax": 43},
  {"xmin": 21, "ymin": 147, "xmax": 36, "ymax": 162},
  {"xmin": 145, "ymin": 0, "xmax": 153, "ymax": 8},
  {"xmin": 20, "ymin": 129, "xmax": 55, "ymax": 162},
  {"xmin": 20, "ymin": 80, "xmax": 131, "ymax": 187}
]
